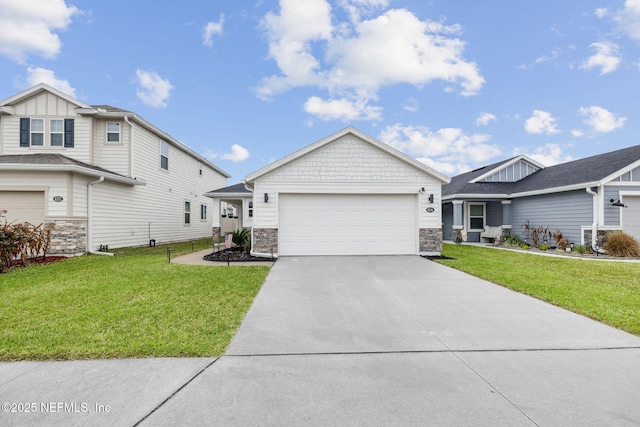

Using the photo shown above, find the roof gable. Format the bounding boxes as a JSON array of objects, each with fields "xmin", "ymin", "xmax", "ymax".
[
  {"xmin": 245, "ymin": 127, "xmax": 450, "ymax": 184},
  {"xmin": 470, "ymin": 156, "xmax": 544, "ymax": 183},
  {"xmin": 0, "ymin": 83, "xmax": 90, "ymax": 110}
]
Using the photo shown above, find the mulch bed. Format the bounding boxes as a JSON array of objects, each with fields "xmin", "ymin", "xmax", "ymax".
[
  {"xmin": 1, "ymin": 256, "xmax": 68, "ymax": 273},
  {"xmin": 203, "ymin": 247, "xmax": 275, "ymax": 263}
]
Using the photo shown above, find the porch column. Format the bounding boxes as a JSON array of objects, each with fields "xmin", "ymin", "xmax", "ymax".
[
  {"xmin": 501, "ymin": 200, "xmax": 512, "ymax": 236},
  {"xmin": 452, "ymin": 200, "xmax": 463, "ymax": 243}
]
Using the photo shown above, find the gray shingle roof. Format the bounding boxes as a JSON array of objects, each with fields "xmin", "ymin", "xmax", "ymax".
[
  {"xmin": 444, "ymin": 144, "xmax": 640, "ymax": 197},
  {"xmin": 0, "ymin": 153, "xmax": 127, "ymax": 177},
  {"xmin": 207, "ymin": 183, "xmax": 251, "ymax": 194}
]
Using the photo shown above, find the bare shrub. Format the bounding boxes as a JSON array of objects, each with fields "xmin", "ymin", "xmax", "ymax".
[{"xmin": 603, "ymin": 231, "xmax": 640, "ymax": 258}]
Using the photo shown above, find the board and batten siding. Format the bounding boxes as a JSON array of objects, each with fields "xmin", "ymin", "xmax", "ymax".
[
  {"xmin": 90, "ymin": 124, "xmax": 226, "ymax": 249},
  {"xmin": 252, "ymin": 133, "xmax": 442, "ymax": 230},
  {"xmin": 511, "ymin": 190, "xmax": 592, "ymax": 244},
  {"xmin": 0, "ymin": 93, "xmax": 92, "ymax": 162}
]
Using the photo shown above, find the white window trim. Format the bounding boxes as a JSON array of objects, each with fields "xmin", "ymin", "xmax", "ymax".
[
  {"xmin": 465, "ymin": 201, "xmax": 486, "ymax": 231},
  {"xmin": 106, "ymin": 122, "xmax": 121, "ymax": 143},
  {"xmin": 200, "ymin": 203, "xmax": 207, "ymax": 221},
  {"xmin": 184, "ymin": 201, "xmax": 191, "ymax": 225},
  {"xmin": 160, "ymin": 141, "xmax": 169, "ymax": 170},
  {"xmin": 49, "ymin": 118, "xmax": 64, "ymax": 147},
  {"xmin": 198, "ymin": 161, "xmax": 203, "ymax": 176},
  {"xmin": 30, "ymin": 118, "xmax": 45, "ymax": 147}
]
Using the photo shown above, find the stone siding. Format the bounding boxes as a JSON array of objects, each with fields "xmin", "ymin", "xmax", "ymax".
[
  {"xmin": 212, "ymin": 227, "xmax": 221, "ymax": 244},
  {"xmin": 253, "ymin": 228, "xmax": 278, "ymax": 255},
  {"xmin": 46, "ymin": 219, "xmax": 87, "ymax": 256},
  {"xmin": 419, "ymin": 228, "xmax": 443, "ymax": 253},
  {"xmin": 583, "ymin": 228, "xmax": 620, "ymax": 248}
]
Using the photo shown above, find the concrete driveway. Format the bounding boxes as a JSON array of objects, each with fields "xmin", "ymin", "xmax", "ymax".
[
  {"xmin": 2, "ymin": 256, "xmax": 639, "ymax": 426},
  {"xmin": 144, "ymin": 256, "xmax": 640, "ymax": 426}
]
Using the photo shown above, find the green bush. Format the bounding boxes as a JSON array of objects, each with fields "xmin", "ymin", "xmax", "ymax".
[
  {"xmin": 538, "ymin": 244, "xmax": 549, "ymax": 251},
  {"xmin": 231, "ymin": 228, "xmax": 250, "ymax": 247},
  {"xmin": 603, "ymin": 231, "xmax": 640, "ymax": 257},
  {"xmin": 503, "ymin": 234, "xmax": 524, "ymax": 247},
  {"xmin": 573, "ymin": 244, "xmax": 590, "ymax": 255}
]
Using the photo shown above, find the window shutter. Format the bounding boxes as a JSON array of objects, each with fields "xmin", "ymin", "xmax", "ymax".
[
  {"xmin": 64, "ymin": 119, "xmax": 74, "ymax": 147},
  {"xmin": 20, "ymin": 118, "xmax": 30, "ymax": 147}
]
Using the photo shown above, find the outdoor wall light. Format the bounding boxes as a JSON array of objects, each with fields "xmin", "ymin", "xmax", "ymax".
[
  {"xmin": 264, "ymin": 193, "xmax": 269, "ymax": 203},
  {"xmin": 428, "ymin": 194, "xmax": 434, "ymax": 204},
  {"xmin": 610, "ymin": 198, "xmax": 627, "ymax": 208}
]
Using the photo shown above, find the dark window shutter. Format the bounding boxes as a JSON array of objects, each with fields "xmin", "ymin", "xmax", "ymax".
[
  {"xmin": 20, "ymin": 118, "xmax": 30, "ymax": 147},
  {"xmin": 64, "ymin": 119, "xmax": 74, "ymax": 147}
]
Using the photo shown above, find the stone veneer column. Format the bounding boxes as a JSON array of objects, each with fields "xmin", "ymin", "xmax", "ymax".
[
  {"xmin": 252, "ymin": 228, "xmax": 278, "ymax": 256},
  {"xmin": 212, "ymin": 227, "xmax": 221, "ymax": 244},
  {"xmin": 46, "ymin": 219, "xmax": 87, "ymax": 256},
  {"xmin": 419, "ymin": 228, "xmax": 443, "ymax": 254}
]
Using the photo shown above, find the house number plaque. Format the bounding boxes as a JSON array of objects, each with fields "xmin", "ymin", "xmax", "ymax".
[
  {"xmin": 426, "ymin": 207, "xmax": 435, "ymax": 213},
  {"xmin": 53, "ymin": 196, "xmax": 64, "ymax": 202}
]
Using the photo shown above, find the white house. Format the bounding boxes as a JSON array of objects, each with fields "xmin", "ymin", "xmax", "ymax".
[
  {"xmin": 236, "ymin": 127, "xmax": 450, "ymax": 256},
  {"xmin": 0, "ymin": 84, "xmax": 229, "ymax": 255}
]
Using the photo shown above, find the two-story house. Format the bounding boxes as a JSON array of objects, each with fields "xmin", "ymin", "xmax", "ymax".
[{"xmin": 0, "ymin": 84, "xmax": 229, "ymax": 256}]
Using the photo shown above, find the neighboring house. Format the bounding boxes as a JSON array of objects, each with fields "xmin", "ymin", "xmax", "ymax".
[
  {"xmin": 209, "ymin": 127, "xmax": 450, "ymax": 256},
  {"xmin": 442, "ymin": 144, "xmax": 640, "ymax": 247},
  {"xmin": 0, "ymin": 84, "xmax": 229, "ymax": 256}
]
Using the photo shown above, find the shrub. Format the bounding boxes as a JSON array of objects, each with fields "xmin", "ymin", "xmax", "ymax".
[
  {"xmin": 538, "ymin": 244, "xmax": 549, "ymax": 251},
  {"xmin": 503, "ymin": 234, "xmax": 523, "ymax": 247},
  {"xmin": 231, "ymin": 228, "xmax": 249, "ymax": 247},
  {"xmin": 573, "ymin": 244, "xmax": 590, "ymax": 255},
  {"xmin": 0, "ymin": 220, "xmax": 54, "ymax": 272},
  {"xmin": 603, "ymin": 231, "xmax": 640, "ymax": 257}
]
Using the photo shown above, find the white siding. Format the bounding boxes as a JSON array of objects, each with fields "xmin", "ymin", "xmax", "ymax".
[
  {"xmin": 90, "ymin": 124, "xmax": 227, "ymax": 249},
  {"xmin": 0, "ymin": 90, "xmax": 91, "ymax": 161},
  {"xmin": 92, "ymin": 119, "xmax": 130, "ymax": 176},
  {"xmin": 253, "ymin": 134, "xmax": 442, "ymax": 230}
]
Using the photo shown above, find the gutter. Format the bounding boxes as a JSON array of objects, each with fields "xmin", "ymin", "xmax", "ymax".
[
  {"xmin": 87, "ymin": 176, "xmax": 114, "ymax": 256},
  {"xmin": 585, "ymin": 187, "xmax": 598, "ymax": 248}
]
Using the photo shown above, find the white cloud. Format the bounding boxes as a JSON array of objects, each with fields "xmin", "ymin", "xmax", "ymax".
[
  {"xmin": 614, "ymin": 0, "xmax": 640, "ymax": 42},
  {"xmin": 0, "ymin": 0, "xmax": 79, "ymax": 63},
  {"xmin": 258, "ymin": 1, "xmax": 484, "ymax": 121},
  {"xmin": 571, "ymin": 129, "xmax": 584, "ymax": 138},
  {"xmin": 402, "ymin": 98, "xmax": 419, "ymax": 112},
  {"xmin": 513, "ymin": 144, "xmax": 573, "ymax": 166},
  {"xmin": 203, "ymin": 14, "xmax": 225, "ymax": 47},
  {"xmin": 595, "ymin": 8, "xmax": 609, "ymax": 18},
  {"xmin": 524, "ymin": 110, "xmax": 560, "ymax": 135},
  {"xmin": 303, "ymin": 96, "xmax": 382, "ymax": 121},
  {"xmin": 579, "ymin": 106, "xmax": 626, "ymax": 133},
  {"xmin": 534, "ymin": 47, "xmax": 562, "ymax": 64},
  {"xmin": 221, "ymin": 144, "xmax": 250, "ymax": 163},
  {"xmin": 378, "ymin": 124, "xmax": 501, "ymax": 175},
  {"xmin": 135, "ymin": 69, "xmax": 174, "ymax": 108},
  {"xmin": 23, "ymin": 67, "xmax": 76, "ymax": 97},
  {"xmin": 475, "ymin": 112, "xmax": 496, "ymax": 126},
  {"xmin": 579, "ymin": 41, "xmax": 621, "ymax": 74}
]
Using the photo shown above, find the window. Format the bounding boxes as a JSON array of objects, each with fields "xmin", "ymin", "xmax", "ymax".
[
  {"xmin": 20, "ymin": 118, "xmax": 74, "ymax": 147},
  {"xmin": 184, "ymin": 201, "xmax": 191, "ymax": 224},
  {"xmin": 107, "ymin": 122, "xmax": 121, "ymax": 142},
  {"xmin": 198, "ymin": 162, "xmax": 203, "ymax": 176},
  {"xmin": 50, "ymin": 119, "xmax": 64, "ymax": 146},
  {"xmin": 160, "ymin": 141, "xmax": 169, "ymax": 170},
  {"xmin": 200, "ymin": 204, "xmax": 207, "ymax": 220},
  {"xmin": 468, "ymin": 203, "xmax": 485, "ymax": 230},
  {"xmin": 248, "ymin": 201, "xmax": 253, "ymax": 218}
]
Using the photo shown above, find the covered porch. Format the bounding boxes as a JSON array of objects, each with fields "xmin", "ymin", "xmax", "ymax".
[
  {"xmin": 204, "ymin": 183, "xmax": 253, "ymax": 242},
  {"xmin": 442, "ymin": 199, "xmax": 513, "ymax": 243}
]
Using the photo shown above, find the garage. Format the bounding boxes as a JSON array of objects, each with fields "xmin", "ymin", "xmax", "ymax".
[
  {"xmin": 0, "ymin": 191, "xmax": 45, "ymax": 225},
  {"xmin": 279, "ymin": 193, "xmax": 417, "ymax": 256},
  {"xmin": 623, "ymin": 196, "xmax": 640, "ymax": 242}
]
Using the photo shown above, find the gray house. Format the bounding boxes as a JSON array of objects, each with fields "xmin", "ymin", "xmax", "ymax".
[{"xmin": 442, "ymin": 144, "xmax": 640, "ymax": 247}]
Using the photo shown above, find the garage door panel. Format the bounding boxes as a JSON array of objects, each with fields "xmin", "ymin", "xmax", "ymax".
[
  {"xmin": 279, "ymin": 194, "xmax": 416, "ymax": 255},
  {"xmin": 0, "ymin": 192, "xmax": 45, "ymax": 225},
  {"xmin": 623, "ymin": 196, "xmax": 640, "ymax": 241}
]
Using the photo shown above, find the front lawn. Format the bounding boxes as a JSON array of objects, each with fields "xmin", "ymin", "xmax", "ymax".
[
  {"xmin": 438, "ymin": 244, "xmax": 640, "ymax": 336},
  {"xmin": 0, "ymin": 240, "xmax": 270, "ymax": 361}
]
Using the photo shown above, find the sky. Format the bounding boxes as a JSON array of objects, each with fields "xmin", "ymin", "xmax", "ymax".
[{"xmin": 1, "ymin": 0, "xmax": 640, "ymax": 182}]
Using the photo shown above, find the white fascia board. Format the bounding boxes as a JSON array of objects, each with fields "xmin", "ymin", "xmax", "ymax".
[
  {"xmin": 600, "ymin": 158, "xmax": 640, "ymax": 185},
  {"xmin": 203, "ymin": 192, "xmax": 252, "ymax": 199},
  {"xmin": 442, "ymin": 193, "xmax": 511, "ymax": 201},
  {"xmin": 0, "ymin": 106, "xmax": 14, "ymax": 115},
  {"xmin": 0, "ymin": 83, "xmax": 91, "ymax": 109},
  {"xmin": 0, "ymin": 164, "xmax": 144, "ymax": 186},
  {"xmin": 245, "ymin": 126, "xmax": 451, "ymax": 184},
  {"xmin": 469, "ymin": 155, "xmax": 546, "ymax": 183},
  {"xmin": 509, "ymin": 181, "xmax": 601, "ymax": 198}
]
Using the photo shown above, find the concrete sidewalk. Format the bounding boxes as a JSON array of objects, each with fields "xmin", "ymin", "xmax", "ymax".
[
  {"xmin": 169, "ymin": 248, "xmax": 276, "ymax": 266},
  {"xmin": 1, "ymin": 256, "xmax": 639, "ymax": 426}
]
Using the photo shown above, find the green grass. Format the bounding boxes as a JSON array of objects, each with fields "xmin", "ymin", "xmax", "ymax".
[
  {"xmin": 0, "ymin": 239, "xmax": 270, "ymax": 361},
  {"xmin": 439, "ymin": 244, "xmax": 640, "ymax": 336}
]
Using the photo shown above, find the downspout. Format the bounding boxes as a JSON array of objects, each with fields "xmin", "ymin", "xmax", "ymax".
[
  {"xmin": 87, "ymin": 176, "xmax": 114, "ymax": 256},
  {"xmin": 124, "ymin": 115, "xmax": 135, "ymax": 179},
  {"xmin": 585, "ymin": 187, "xmax": 598, "ymax": 248}
]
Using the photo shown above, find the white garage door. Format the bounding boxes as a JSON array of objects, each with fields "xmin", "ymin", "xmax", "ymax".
[
  {"xmin": 623, "ymin": 196, "xmax": 640, "ymax": 242},
  {"xmin": 0, "ymin": 191, "xmax": 45, "ymax": 225},
  {"xmin": 279, "ymin": 194, "xmax": 417, "ymax": 256}
]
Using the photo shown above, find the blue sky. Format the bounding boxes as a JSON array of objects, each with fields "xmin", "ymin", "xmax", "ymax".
[{"xmin": 1, "ymin": 0, "xmax": 640, "ymax": 182}]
